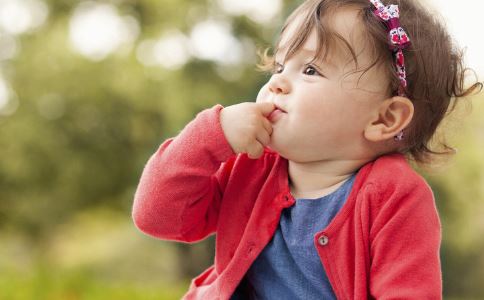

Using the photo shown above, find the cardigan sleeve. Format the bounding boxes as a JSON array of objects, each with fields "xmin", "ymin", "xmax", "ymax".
[
  {"xmin": 368, "ymin": 179, "xmax": 443, "ymax": 299},
  {"xmin": 132, "ymin": 104, "xmax": 236, "ymax": 243}
]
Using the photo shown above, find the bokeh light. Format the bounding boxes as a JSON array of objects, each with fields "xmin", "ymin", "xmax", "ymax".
[
  {"xmin": 68, "ymin": 1, "xmax": 139, "ymax": 61},
  {"xmin": 427, "ymin": 0, "xmax": 484, "ymax": 79},
  {"xmin": 0, "ymin": 0, "xmax": 49, "ymax": 35},
  {"xmin": 136, "ymin": 30, "xmax": 191, "ymax": 69},
  {"xmin": 189, "ymin": 19, "xmax": 243, "ymax": 65},
  {"xmin": 217, "ymin": 0, "xmax": 282, "ymax": 24},
  {"xmin": 0, "ymin": 76, "xmax": 19, "ymax": 116}
]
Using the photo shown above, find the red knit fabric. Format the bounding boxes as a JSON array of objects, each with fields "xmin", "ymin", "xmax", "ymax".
[{"xmin": 132, "ymin": 105, "xmax": 442, "ymax": 299}]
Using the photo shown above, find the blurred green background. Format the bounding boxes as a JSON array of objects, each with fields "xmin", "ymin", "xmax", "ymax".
[{"xmin": 0, "ymin": 0, "xmax": 482, "ymax": 299}]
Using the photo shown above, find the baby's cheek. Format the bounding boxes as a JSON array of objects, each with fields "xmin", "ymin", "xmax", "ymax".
[{"xmin": 255, "ymin": 84, "xmax": 270, "ymax": 104}]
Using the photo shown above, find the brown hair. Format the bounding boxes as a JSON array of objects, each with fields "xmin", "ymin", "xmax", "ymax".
[{"xmin": 257, "ymin": 0, "xmax": 482, "ymax": 165}]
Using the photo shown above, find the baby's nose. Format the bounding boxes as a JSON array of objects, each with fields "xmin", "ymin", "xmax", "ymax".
[{"xmin": 268, "ymin": 75, "xmax": 290, "ymax": 94}]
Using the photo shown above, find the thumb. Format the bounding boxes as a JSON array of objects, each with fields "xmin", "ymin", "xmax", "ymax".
[{"xmin": 256, "ymin": 102, "xmax": 276, "ymax": 117}]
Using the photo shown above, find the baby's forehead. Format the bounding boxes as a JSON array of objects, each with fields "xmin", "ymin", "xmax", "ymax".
[
  {"xmin": 275, "ymin": 30, "xmax": 348, "ymax": 69},
  {"xmin": 275, "ymin": 42, "xmax": 336, "ymax": 68},
  {"xmin": 276, "ymin": 8, "xmax": 374, "ymax": 68}
]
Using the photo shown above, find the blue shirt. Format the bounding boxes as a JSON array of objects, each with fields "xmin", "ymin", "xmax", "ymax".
[{"xmin": 231, "ymin": 173, "xmax": 356, "ymax": 300}]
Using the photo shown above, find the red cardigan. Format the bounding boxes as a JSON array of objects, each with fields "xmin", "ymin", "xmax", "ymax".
[{"xmin": 132, "ymin": 105, "xmax": 442, "ymax": 299}]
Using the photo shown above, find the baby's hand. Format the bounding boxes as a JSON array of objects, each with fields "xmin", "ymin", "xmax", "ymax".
[{"xmin": 220, "ymin": 102, "xmax": 275, "ymax": 159}]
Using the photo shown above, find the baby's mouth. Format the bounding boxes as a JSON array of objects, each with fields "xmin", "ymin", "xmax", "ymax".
[
  {"xmin": 275, "ymin": 104, "xmax": 287, "ymax": 113},
  {"xmin": 268, "ymin": 107, "xmax": 287, "ymax": 122}
]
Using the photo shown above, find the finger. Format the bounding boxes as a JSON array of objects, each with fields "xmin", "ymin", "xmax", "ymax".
[
  {"xmin": 256, "ymin": 130, "xmax": 271, "ymax": 146},
  {"xmin": 246, "ymin": 141, "xmax": 264, "ymax": 159},
  {"xmin": 261, "ymin": 118, "xmax": 273, "ymax": 136},
  {"xmin": 256, "ymin": 102, "xmax": 276, "ymax": 117}
]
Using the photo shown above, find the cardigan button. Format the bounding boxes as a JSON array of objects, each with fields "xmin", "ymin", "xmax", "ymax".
[
  {"xmin": 247, "ymin": 243, "xmax": 256, "ymax": 255},
  {"xmin": 318, "ymin": 235, "xmax": 329, "ymax": 246}
]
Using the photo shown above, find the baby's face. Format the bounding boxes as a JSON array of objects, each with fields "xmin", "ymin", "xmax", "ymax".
[{"xmin": 257, "ymin": 7, "xmax": 391, "ymax": 163}]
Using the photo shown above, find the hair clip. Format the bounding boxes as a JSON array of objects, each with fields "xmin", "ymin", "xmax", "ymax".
[{"xmin": 369, "ymin": 0, "xmax": 411, "ymax": 96}]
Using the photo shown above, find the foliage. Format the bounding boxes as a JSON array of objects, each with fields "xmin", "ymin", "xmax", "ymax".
[{"xmin": 0, "ymin": 266, "xmax": 188, "ymax": 300}]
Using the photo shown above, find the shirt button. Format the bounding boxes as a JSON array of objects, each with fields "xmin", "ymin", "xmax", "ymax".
[{"xmin": 318, "ymin": 235, "xmax": 329, "ymax": 246}]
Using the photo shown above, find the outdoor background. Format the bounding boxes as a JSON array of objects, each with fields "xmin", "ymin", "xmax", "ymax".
[{"xmin": 0, "ymin": 0, "xmax": 483, "ymax": 299}]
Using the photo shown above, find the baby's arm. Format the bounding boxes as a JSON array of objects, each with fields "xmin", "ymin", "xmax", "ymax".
[
  {"xmin": 132, "ymin": 102, "xmax": 274, "ymax": 243},
  {"xmin": 132, "ymin": 105, "xmax": 233, "ymax": 243}
]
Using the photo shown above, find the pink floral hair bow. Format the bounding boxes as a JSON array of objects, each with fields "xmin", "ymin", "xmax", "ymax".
[{"xmin": 369, "ymin": 0, "xmax": 411, "ymax": 96}]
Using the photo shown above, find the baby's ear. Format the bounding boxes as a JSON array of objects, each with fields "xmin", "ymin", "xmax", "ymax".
[{"xmin": 364, "ymin": 96, "xmax": 414, "ymax": 142}]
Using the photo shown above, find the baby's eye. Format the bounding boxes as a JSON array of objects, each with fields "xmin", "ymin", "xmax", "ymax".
[
  {"xmin": 272, "ymin": 62, "xmax": 284, "ymax": 74},
  {"xmin": 303, "ymin": 65, "xmax": 321, "ymax": 76}
]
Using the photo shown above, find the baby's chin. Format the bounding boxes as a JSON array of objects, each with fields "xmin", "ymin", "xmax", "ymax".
[{"xmin": 265, "ymin": 139, "xmax": 306, "ymax": 162}]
